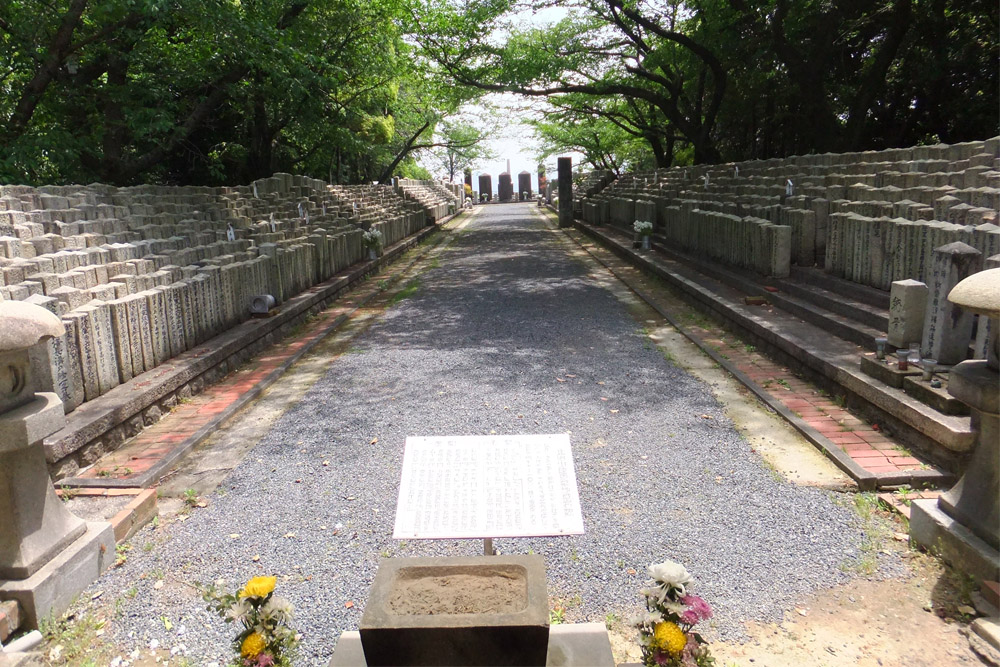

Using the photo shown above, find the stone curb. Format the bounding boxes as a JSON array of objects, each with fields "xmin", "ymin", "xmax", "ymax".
[
  {"xmin": 44, "ymin": 221, "xmax": 445, "ymax": 469},
  {"xmin": 565, "ymin": 219, "xmax": 954, "ymax": 491}
]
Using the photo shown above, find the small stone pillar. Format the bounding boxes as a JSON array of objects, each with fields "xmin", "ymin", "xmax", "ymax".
[
  {"xmin": 921, "ymin": 242, "xmax": 982, "ymax": 364},
  {"xmin": 0, "ymin": 302, "xmax": 115, "ymax": 628},
  {"xmin": 557, "ymin": 157, "xmax": 573, "ymax": 229},
  {"xmin": 887, "ymin": 279, "xmax": 928, "ymax": 348},
  {"xmin": 910, "ymin": 267, "xmax": 1000, "ymax": 582}
]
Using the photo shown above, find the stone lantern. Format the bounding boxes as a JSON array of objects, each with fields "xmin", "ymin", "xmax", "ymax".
[
  {"xmin": 0, "ymin": 302, "xmax": 114, "ymax": 628},
  {"xmin": 911, "ymin": 267, "xmax": 1000, "ymax": 582}
]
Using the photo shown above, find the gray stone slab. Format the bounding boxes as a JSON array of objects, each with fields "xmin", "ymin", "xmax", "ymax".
[
  {"xmin": 922, "ymin": 242, "xmax": 983, "ymax": 363},
  {"xmin": 888, "ymin": 279, "xmax": 929, "ymax": 348}
]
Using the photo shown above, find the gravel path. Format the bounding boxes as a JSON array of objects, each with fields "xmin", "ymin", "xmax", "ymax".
[{"xmin": 93, "ymin": 204, "xmax": 896, "ymax": 665}]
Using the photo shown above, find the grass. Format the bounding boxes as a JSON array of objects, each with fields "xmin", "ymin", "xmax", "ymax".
[
  {"xmin": 837, "ymin": 491, "xmax": 894, "ymax": 575},
  {"xmin": 776, "ymin": 378, "xmax": 791, "ymax": 389},
  {"xmin": 40, "ymin": 609, "xmax": 114, "ymax": 666},
  {"xmin": 391, "ymin": 278, "xmax": 421, "ymax": 304}
]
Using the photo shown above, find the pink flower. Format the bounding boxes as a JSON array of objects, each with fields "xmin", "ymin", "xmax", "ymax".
[
  {"xmin": 255, "ymin": 653, "xmax": 275, "ymax": 667},
  {"xmin": 679, "ymin": 594, "xmax": 713, "ymax": 625},
  {"xmin": 653, "ymin": 649, "xmax": 671, "ymax": 666}
]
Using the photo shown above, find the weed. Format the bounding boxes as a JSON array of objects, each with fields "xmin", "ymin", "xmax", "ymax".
[
  {"xmin": 40, "ymin": 611, "xmax": 113, "ymax": 666},
  {"xmin": 391, "ymin": 278, "xmax": 421, "ymax": 304},
  {"xmin": 549, "ymin": 603, "xmax": 566, "ymax": 624},
  {"xmin": 894, "ymin": 485, "xmax": 913, "ymax": 507},
  {"xmin": 428, "ymin": 258, "xmax": 441, "ymax": 269},
  {"xmin": 661, "ymin": 349, "xmax": 677, "ymax": 364},
  {"xmin": 776, "ymin": 378, "xmax": 791, "ymax": 389},
  {"xmin": 58, "ymin": 485, "xmax": 78, "ymax": 501},
  {"xmin": 115, "ymin": 543, "xmax": 131, "ymax": 567},
  {"xmin": 837, "ymin": 492, "xmax": 893, "ymax": 575},
  {"xmin": 761, "ymin": 379, "xmax": 773, "ymax": 388},
  {"xmin": 615, "ymin": 559, "xmax": 625, "ymax": 569},
  {"xmin": 381, "ymin": 548, "xmax": 391, "ymax": 558},
  {"xmin": 835, "ymin": 394, "xmax": 848, "ymax": 408},
  {"xmin": 605, "ymin": 612, "xmax": 621, "ymax": 629},
  {"xmin": 744, "ymin": 344, "xmax": 756, "ymax": 354},
  {"xmin": 143, "ymin": 542, "xmax": 155, "ymax": 552},
  {"xmin": 569, "ymin": 546, "xmax": 580, "ymax": 562},
  {"xmin": 377, "ymin": 279, "xmax": 389, "ymax": 291},
  {"xmin": 182, "ymin": 488, "xmax": 199, "ymax": 507}
]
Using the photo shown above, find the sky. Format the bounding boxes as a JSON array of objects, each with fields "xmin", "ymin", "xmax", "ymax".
[{"xmin": 418, "ymin": 4, "xmax": 582, "ymax": 195}]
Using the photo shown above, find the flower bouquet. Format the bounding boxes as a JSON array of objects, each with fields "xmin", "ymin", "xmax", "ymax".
[
  {"xmin": 635, "ymin": 560, "xmax": 714, "ymax": 667},
  {"xmin": 203, "ymin": 575, "xmax": 299, "ymax": 667},
  {"xmin": 363, "ymin": 228, "xmax": 384, "ymax": 251},
  {"xmin": 633, "ymin": 220, "xmax": 654, "ymax": 237},
  {"xmin": 633, "ymin": 220, "xmax": 654, "ymax": 249}
]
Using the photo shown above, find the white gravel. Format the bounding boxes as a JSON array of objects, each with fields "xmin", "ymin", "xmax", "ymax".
[{"xmin": 89, "ymin": 204, "xmax": 898, "ymax": 665}]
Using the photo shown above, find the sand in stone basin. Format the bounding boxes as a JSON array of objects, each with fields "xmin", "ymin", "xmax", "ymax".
[{"xmin": 387, "ymin": 573, "xmax": 527, "ymax": 615}]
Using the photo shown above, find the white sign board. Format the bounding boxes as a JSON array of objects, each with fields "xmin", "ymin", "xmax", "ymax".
[{"xmin": 393, "ymin": 434, "xmax": 584, "ymax": 540}]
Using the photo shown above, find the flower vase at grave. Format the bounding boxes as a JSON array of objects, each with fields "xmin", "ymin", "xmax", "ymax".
[
  {"xmin": 642, "ymin": 235, "xmax": 651, "ymax": 251},
  {"xmin": 368, "ymin": 248, "xmax": 377, "ymax": 261}
]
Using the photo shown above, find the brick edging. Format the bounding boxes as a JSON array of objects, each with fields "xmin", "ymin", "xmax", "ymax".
[{"xmin": 567, "ymin": 220, "xmax": 954, "ymax": 491}]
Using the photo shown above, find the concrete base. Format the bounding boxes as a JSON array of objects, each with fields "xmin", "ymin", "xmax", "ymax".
[
  {"xmin": 331, "ymin": 623, "xmax": 614, "ymax": 667},
  {"xmin": 360, "ymin": 555, "xmax": 548, "ymax": 666},
  {"xmin": 910, "ymin": 499, "xmax": 1000, "ymax": 583},
  {"xmin": 972, "ymin": 616, "xmax": 1000, "ymax": 652},
  {"xmin": 0, "ymin": 521, "xmax": 114, "ymax": 628}
]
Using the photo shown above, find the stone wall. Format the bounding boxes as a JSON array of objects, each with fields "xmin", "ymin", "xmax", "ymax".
[
  {"xmin": 581, "ymin": 138, "xmax": 1000, "ymax": 281},
  {"xmin": 0, "ymin": 173, "xmax": 431, "ymax": 416}
]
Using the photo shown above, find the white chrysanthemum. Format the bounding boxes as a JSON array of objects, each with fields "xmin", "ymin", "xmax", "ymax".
[
  {"xmin": 647, "ymin": 561, "xmax": 693, "ymax": 594},
  {"xmin": 633, "ymin": 611, "xmax": 663, "ymax": 631},
  {"xmin": 226, "ymin": 599, "xmax": 252, "ymax": 623},
  {"xmin": 262, "ymin": 596, "xmax": 294, "ymax": 625}
]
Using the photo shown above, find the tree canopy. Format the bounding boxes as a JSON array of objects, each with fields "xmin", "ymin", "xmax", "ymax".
[
  {"xmin": 0, "ymin": 0, "xmax": 487, "ymax": 185},
  {"xmin": 414, "ymin": 0, "xmax": 997, "ymax": 171},
  {"xmin": 1, "ymin": 0, "xmax": 995, "ymax": 185}
]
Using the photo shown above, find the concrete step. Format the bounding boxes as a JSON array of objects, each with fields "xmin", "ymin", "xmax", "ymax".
[
  {"xmin": 773, "ymin": 278, "xmax": 889, "ymax": 331},
  {"xmin": 790, "ymin": 265, "xmax": 890, "ymax": 310},
  {"xmin": 579, "ymin": 221, "xmax": 975, "ymax": 471}
]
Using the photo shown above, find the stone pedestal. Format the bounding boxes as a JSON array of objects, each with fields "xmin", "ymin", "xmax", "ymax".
[
  {"xmin": 359, "ymin": 555, "xmax": 549, "ymax": 666},
  {"xmin": 911, "ymin": 268, "xmax": 1000, "ymax": 583},
  {"xmin": 558, "ymin": 158, "xmax": 573, "ymax": 229},
  {"xmin": 0, "ymin": 302, "xmax": 114, "ymax": 629}
]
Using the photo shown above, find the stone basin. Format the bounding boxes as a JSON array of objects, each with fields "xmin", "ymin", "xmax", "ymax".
[{"xmin": 360, "ymin": 555, "xmax": 549, "ymax": 666}]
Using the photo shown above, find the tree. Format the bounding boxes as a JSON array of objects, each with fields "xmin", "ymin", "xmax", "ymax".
[{"xmin": 433, "ymin": 121, "xmax": 493, "ymax": 182}]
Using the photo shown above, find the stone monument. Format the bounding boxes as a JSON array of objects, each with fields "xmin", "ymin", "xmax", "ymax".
[
  {"xmin": 518, "ymin": 171, "xmax": 532, "ymax": 201},
  {"xmin": 558, "ymin": 158, "xmax": 573, "ymax": 229},
  {"xmin": 478, "ymin": 174, "xmax": 492, "ymax": 202},
  {"xmin": 0, "ymin": 301, "xmax": 115, "ymax": 628},
  {"xmin": 498, "ymin": 173, "xmax": 514, "ymax": 203},
  {"xmin": 910, "ymin": 267, "xmax": 1000, "ymax": 582}
]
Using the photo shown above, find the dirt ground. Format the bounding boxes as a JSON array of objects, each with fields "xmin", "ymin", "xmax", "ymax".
[{"xmin": 606, "ymin": 542, "xmax": 989, "ymax": 667}]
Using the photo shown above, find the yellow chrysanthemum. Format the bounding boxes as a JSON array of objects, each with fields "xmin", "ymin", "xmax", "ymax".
[
  {"xmin": 240, "ymin": 576, "xmax": 277, "ymax": 599},
  {"xmin": 652, "ymin": 621, "xmax": 687, "ymax": 657},
  {"xmin": 241, "ymin": 632, "xmax": 267, "ymax": 658}
]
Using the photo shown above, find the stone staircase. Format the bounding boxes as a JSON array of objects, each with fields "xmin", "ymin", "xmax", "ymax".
[{"xmin": 576, "ymin": 138, "xmax": 1000, "ymax": 471}]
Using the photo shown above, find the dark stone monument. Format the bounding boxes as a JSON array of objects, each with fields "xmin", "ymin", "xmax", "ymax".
[
  {"xmin": 518, "ymin": 171, "xmax": 532, "ymax": 200},
  {"xmin": 360, "ymin": 555, "xmax": 549, "ymax": 666},
  {"xmin": 498, "ymin": 173, "xmax": 513, "ymax": 202},
  {"xmin": 558, "ymin": 157, "xmax": 573, "ymax": 228},
  {"xmin": 478, "ymin": 174, "xmax": 492, "ymax": 202}
]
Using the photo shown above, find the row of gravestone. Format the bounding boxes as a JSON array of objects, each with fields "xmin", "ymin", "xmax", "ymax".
[
  {"xmin": 0, "ymin": 175, "xmax": 437, "ymax": 422},
  {"xmin": 393, "ymin": 179, "xmax": 462, "ymax": 221},
  {"xmin": 580, "ymin": 137, "xmax": 1000, "ymax": 282}
]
